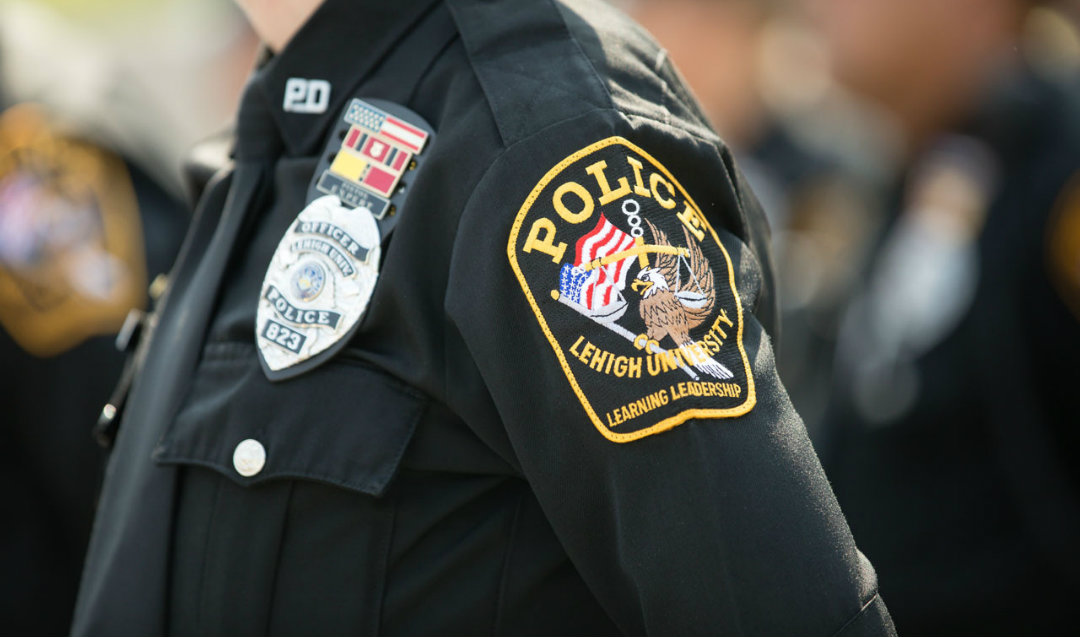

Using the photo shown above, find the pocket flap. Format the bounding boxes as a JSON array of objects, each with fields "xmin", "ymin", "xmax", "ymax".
[{"xmin": 155, "ymin": 342, "xmax": 425, "ymax": 496}]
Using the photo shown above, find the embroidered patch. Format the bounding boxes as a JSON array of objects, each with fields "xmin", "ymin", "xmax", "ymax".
[
  {"xmin": 256, "ymin": 194, "xmax": 380, "ymax": 379},
  {"xmin": 508, "ymin": 137, "xmax": 755, "ymax": 442},
  {"xmin": 0, "ymin": 104, "xmax": 146, "ymax": 357}
]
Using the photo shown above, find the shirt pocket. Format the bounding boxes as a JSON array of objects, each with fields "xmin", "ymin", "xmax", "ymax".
[{"xmin": 154, "ymin": 341, "xmax": 426, "ymax": 496}]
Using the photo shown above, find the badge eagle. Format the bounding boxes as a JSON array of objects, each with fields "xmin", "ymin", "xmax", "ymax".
[{"xmin": 635, "ymin": 220, "xmax": 732, "ymax": 380}]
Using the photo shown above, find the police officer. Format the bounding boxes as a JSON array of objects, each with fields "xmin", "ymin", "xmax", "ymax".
[
  {"xmin": 808, "ymin": 0, "xmax": 1080, "ymax": 632},
  {"xmin": 74, "ymin": 1, "xmax": 896, "ymax": 634}
]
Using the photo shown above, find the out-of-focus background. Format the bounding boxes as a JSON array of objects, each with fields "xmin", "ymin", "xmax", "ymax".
[
  {"xmin": 0, "ymin": 0, "xmax": 256, "ymax": 190},
  {"xmin": 2, "ymin": 0, "xmax": 1079, "ymax": 635},
  {"xmin": 0, "ymin": 1, "xmax": 254, "ymax": 634}
]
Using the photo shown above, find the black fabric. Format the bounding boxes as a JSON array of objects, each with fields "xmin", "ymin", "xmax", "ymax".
[
  {"xmin": 169, "ymin": 468, "xmax": 397, "ymax": 636},
  {"xmin": 72, "ymin": 83, "xmax": 275, "ymax": 631},
  {"xmin": 75, "ymin": 1, "xmax": 895, "ymax": 634}
]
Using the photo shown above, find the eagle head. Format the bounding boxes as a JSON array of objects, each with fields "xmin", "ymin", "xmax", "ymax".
[{"xmin": 634, "ymin": 267, "xmax": 669, "ymax": 298}]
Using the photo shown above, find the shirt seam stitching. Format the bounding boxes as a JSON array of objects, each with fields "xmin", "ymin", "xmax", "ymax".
[
  {"xmin": 547, "ymin": 0, "xmax": 615, "ymax": 110},
  {"xmin": 492, "ymin": 491, "xmax": 525, "ymax": 634},
  {"xmin": 831, "ymin": 591, "xmax": 883, "ymax": 636}
]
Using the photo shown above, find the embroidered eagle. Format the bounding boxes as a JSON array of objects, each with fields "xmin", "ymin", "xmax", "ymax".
[{"xmin": 635, "ymin": 220, "xmax": 733, "ymax": 380}]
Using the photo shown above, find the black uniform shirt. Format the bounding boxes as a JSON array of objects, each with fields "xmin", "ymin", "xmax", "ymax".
[{"xmin": 74, "ymin": 1, "xmax": 895, "ymax": 634}]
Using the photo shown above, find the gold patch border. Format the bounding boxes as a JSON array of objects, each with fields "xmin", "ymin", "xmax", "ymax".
[
  {"xmin": 507, "ymin": 136, "xmax": 757, "ymax": 443},
  {"xmin": 0, "ymin": 104, "xmax": 147, "ymax": 356}
]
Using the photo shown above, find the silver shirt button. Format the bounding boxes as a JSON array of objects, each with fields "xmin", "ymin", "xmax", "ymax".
[{"xmin": 232, "ymin": 439, "xmax": 266, "ymax": 477}]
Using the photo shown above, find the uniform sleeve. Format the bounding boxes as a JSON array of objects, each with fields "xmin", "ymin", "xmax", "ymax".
[{"xmin": 445, "ymin": 112, "xmax": 895, "ymax": 636}]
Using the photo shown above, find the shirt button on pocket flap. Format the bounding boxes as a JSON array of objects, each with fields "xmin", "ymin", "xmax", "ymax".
[
  {"xmin": 155, "ymin": 343, "xmax": 426, "ymax": 497},
  {"xmin": 232, "ymin": 439, "xmax": 266, "ymax": 477}
]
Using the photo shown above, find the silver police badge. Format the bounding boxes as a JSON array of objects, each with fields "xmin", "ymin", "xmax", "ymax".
[{"xmin": 256, "ymin": 194, "xmax": 380, "ymax": 379}]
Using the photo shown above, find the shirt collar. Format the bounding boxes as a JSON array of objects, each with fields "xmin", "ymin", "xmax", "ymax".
[{"xmin": 241, "ymin": 0, "xmax": 440, "ymax": 159}]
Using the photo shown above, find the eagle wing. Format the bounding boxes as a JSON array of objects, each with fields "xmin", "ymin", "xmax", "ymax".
[
  {"xmin": 676, "ymin": 225, "xmax": 715, "ymax": 325},
  {"xmin": 640, "ymin": 290, "xmax": 691, "ymax": 344},
  {"xmin": 645, "ymin": 219, "xmax": 678, "ymax": 285}
]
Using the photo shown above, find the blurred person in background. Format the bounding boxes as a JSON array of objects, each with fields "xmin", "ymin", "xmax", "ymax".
[
  {"xmin": 0, "ymin": 1, "xmax": 253, "ymax": 634},
  {"xmin": 802, "ymin": 0, "xmax": 1080, "ymax": 633},
  {"xmin": 622, "ymin": 0, "xmax": 891, "ymax": 436}
]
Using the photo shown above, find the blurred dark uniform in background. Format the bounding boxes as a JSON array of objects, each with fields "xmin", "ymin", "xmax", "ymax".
[
  {"xmin": 623, "ymin": 0, "xmax": 888, "ymax": 438},
  {"xmin": 620, "ymin": 0, "xmax": 1080, "ymax": 632},
  {"xmin": 824, "ymin": 66, "xmax": 1080, "ymax": 637},
  {"xmin": 74, "ymin": 0, "xmax": 895, "ymax": 634},
  {"xmin": 0, "ymin": 5, "xmax": 189, "ymax": 634},
  {"xmin": 807, "ymin": 0, "xmax": 1080, "ymax": 633}
]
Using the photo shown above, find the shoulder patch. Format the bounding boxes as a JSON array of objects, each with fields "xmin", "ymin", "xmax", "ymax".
[
  {"xmin": 0, "ymin": 104, "xmax": 146, "ymax": 357},
  {"xmin": 508, "ymin": 136, "xmax": 755, "ymax": 442},
  {"xmin": 1048, "ymin": 170, "xmax": 1080, "ymax": 320}
]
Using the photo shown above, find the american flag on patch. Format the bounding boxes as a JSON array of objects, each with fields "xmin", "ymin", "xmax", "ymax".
[
  {"xmin": 344, "ymin": 99, "xmax": 429, "ymax": 154},
  {"xmin": 559, "ymin": 214, "xmax": 636, "ymax": 311}
]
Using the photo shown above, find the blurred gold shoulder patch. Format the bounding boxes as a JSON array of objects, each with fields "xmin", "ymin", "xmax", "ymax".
[
  {"xmin": 0, "ymin": 104, "xmax": 146, "ymax": 356},
  {"xmin": 1048, "ymin": 171, "xmax": 1080, "ymax": 320}
]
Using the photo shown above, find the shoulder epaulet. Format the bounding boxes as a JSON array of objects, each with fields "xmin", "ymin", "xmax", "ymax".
[
  {"xmin": 446, "ymin": 0, "xmax": 612, "ymax": 147},
  {"xmin": 446, "ymin": 0, "xmax": 715, "ymax": 148}
]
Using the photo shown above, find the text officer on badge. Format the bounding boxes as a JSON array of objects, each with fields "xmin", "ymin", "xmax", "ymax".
[{"xmin": 72, "ymin": 0, "xmax": 898, "ymax": 635}]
